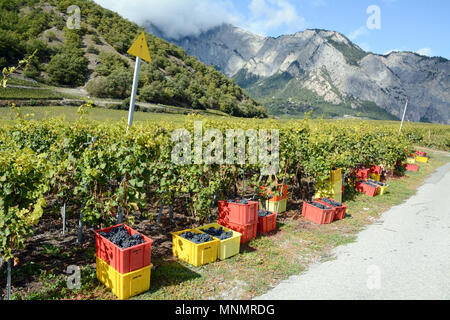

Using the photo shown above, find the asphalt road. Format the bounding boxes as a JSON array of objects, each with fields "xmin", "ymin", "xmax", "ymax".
[{"xmin": 256, "ymin": 162, "xmax": 450, "ymax": 300}]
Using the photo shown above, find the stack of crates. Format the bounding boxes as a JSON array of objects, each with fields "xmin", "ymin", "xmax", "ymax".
[
  {"xmin": 369, "ymin": 165, "xmax": 382, "ymax": 181},
  {"xmin": 260, "ymin": 184, "xmax": 288, "ymax": 214},
  {"xmin": 356, "ymin": 168, "xmax": 370, "ymax": 180},
  {"xmin": 94, "ymin": 224, "xmax": 154, "ymax": 300},
  {"xmin": 315, "ymin": 169, "xmax": 342, "ymax": 203},
  {"xmin": 217, "ymin": 200, "xmax": 258, "ymax": 244}
]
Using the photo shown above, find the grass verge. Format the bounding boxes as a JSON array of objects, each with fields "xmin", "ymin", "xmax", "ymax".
[{"xmin": 0, "ymin": 87, "xmax": 80, "ymax": 100}]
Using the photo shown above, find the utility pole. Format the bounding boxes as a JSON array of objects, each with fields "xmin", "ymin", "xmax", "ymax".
[{"xmin": 399, "ymin": 98, "xmax": 409, "ymax": 135}]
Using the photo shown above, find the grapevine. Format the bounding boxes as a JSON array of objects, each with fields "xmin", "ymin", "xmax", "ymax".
[{"xmin": 0, "ymin": 114, "xmax": 447, "ymax": 263}]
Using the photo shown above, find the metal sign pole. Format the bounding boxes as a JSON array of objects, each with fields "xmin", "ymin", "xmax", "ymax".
[
  {"xmin": 399, "ymin": 98, "xmax": 409, "ymax": 135},
  {"xmin": 127, "ymin": 57, "xmax": 141, "ymax": 129}
]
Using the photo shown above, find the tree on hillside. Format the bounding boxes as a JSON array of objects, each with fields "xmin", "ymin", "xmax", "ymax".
[
  {"xmin": 46, "ymin": 49, "xmax": 88, "ymax": 86},
  {"xmin": 86, "ymin": 69, "xmax": 132, "ymax": 99},
  {"xmin": 95, "ymin": 51, "xmax": 129, "ymax": 77}
]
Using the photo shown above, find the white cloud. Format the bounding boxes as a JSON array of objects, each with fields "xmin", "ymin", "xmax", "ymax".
[
  {"xmin": 348, "ymin": 26, "xmax": 368, "ymax": 41},
  {"xmin": 94, "ymin": 0, "xmax": 239, "ymax": 39},
  {"xmin": 384, "ymin": 49, "xmax": 402, "ymax": 55},
  {"xmin": 93, "ymin": 0, "xmax": 306, "ymax": 39},
  {"xmin": 244, "ymin": 0, "xmax": 306, "ymax": 36},
  {"xmin": 385, "ymin": 47, "xmax": 433, "ymax": 57},
  {"xmin": 416, "ymin": 48, "xmax": 432, "ymax": 56}
]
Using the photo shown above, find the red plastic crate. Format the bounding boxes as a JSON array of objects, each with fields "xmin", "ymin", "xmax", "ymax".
[
  {"xmin": 257, "ymin": 212, "xmax": 277, "ymax": 234},
  {"xmin": 218, "ymin": 200, "xmax": 258, "ymax": 225},
  {"xmin": 217, "ymin": 219, "xmax": 257, "ymax": 244},
  {"xmin": 404, "ymin": 163, "xmax": 419, "ymax": 172},
  {"xmin": 415, "ymin": 151, "xmax": 427, "ymax": 156},
  {"xmin": 316, "ymin": 198, "xmax": 347, "ymax": 221},
  {"xmin": 94, "ymin": 224, "xmax": 154, "ymax": 274},
  {"xmin": 356, "ymin": 168, "xmax": 370, "ymax": 180},
  {"xmin": 302, "ymin": 201, "xmax": 334, "ymax": 224},
  {"xmin": 259, "ymin": 184, "xmax": 288, "ymax": 202},
  {"xmin": 370, "ymin": 165, "xmax": 382, "ymax": 175},
  {"xmin": 355, "ymin": 181, "xmax": 379, "ymax": 197}
]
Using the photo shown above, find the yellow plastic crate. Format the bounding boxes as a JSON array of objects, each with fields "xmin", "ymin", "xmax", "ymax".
[
  {"xmin": 196, "ymin": 223, "xmax": 241, "ymax": 260},
  {"xmin": 265, "ymin": 198, "xmax": 287, "ymax": 213},
  {"xmin": 370, "ymin": 173, "xmax": 381, "ymax": 181},
  {"xmin": 379, "ymin": 185, "xmax": 388, "ymax": 196},
  {"xmin": 315, "ymin": 180, "xmax": 342, "ymax": 203},
  {"xmin": 406, "ymin": 157, "xmax": 416, "ymax": 164},
  {"xmin": 315, "ymin": 191, "xmax": 342, "ymax": 203},
  {"xmin": 172, "ymin": 229, "xmax": 220, "ymax": 267},
  {"xmin": 96, "ymin": 256, "xmax": 151, "ymax": 300},
  {"xmin": 415, "ymin": 155, "xmax": 429, "ymax": 163},
  {"xmin": 330, "ymin": 169, "xmax": 342, "ymax": 183}
]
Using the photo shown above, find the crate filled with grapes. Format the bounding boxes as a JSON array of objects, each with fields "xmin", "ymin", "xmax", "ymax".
[
  {"xmin": 367, "ymin": 179, "xmax": 389, "ymax": 196},
  {"xmin": 302, "ymin": 201, "xmax": 335, "ymax": 224},
  {"xmin": 218, "ymin": 199, "xmax": 259, "ymax": 225},
  {"xmin": 404, "ymin": 163, "xmax": 419, "ymax": 172},
  {"xmin": 171, "ymin": 229, "xmax": 220, "ymax": 266},
  {"xmin": 257, "ymin": 209, "xmax": 277, "ymax": 234},
  {"xmin": 196, "ymin": 223, "xmax": 242, "ymax": 260},
  {"xmin": 355, "ymin": 181, "xmax": 380, "ymax": 197},
  {"xmin": 316, "ymin": 198, "xmax": 347, "ymax": 221},
  {"xmin": 94, "ymin": 224, "xmax": 154, "ymax": 274}
]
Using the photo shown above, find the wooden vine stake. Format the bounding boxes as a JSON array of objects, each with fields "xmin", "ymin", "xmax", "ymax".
[
  {"xmin": 76, "ymin": 210, "xmax": 84, "ymax": 245},
  {"xmin": 61, "ymin": 203, "xmax": 66, "ymax": 235},
  {"xmin": 6, "ymin": 258, "xmax": 11, "ymax": 300},
  {"xmin": 117, "ymin": 207, "xmax": 124, "ymax": 224}
]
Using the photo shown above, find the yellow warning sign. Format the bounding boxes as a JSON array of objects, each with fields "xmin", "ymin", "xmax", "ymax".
[{"xmin": 127, "ymin": 32, "xmax": 152, "ymax": 63}]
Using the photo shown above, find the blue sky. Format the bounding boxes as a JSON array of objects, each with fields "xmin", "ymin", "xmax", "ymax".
[{"xmin": 95, "ymin": 0, "xmax": 450, "ymax": 59}]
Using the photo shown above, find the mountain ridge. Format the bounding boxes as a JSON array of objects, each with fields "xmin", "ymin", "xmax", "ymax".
[{"xmin": 147, "ymin": 23, "xmax": 449, "ymax": 123}]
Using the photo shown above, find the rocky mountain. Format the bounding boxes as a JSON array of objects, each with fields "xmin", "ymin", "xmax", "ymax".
[{"xmin": 147, "ymin": 23, "xmax": 449, "ymax": 123}]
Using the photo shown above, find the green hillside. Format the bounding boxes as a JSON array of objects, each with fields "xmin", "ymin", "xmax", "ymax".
[{"xmin": 0, "ymin": 0, "xmax": 267, "ymax": 118}]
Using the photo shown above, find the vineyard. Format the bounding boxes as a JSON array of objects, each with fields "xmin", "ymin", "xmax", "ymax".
[{"xmin": 0, "ymin": 113, "xmax": 449, "ymax": 299}]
